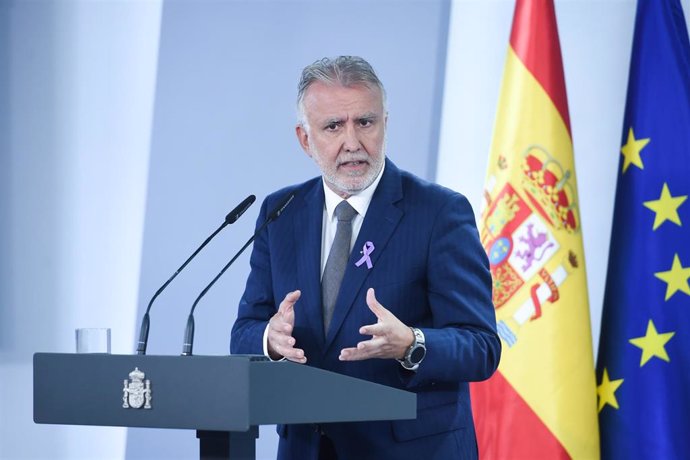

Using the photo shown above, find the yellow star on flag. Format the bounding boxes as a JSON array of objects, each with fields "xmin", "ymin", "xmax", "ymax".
[
  {"xmin": 597, "ymin": 368, "xmax": 624, "ymax": 413},
  {"xmin": 620, "ymin": 127, "xmax": 650, "ymax": 174},
  {"xmin": 643, "ymin": 182, "xmax": 687, "ymax": 230},
  {"xmin": 655, "ymin": 253, "xmax": 690, "ymax": 300},
  {"xmin": 629, "ymin": 319, "xmax": 675, "ymax": 366}
]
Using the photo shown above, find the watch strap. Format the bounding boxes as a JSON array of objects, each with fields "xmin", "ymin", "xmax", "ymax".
[{"xmin": 398, "ymin": 327, "xmax": 426, "ymax": 371}]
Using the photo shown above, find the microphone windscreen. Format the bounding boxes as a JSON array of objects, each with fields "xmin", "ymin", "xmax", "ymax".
[{"xmin": 225, "ymin": 194, "xmax": 256, "ymax": 224}]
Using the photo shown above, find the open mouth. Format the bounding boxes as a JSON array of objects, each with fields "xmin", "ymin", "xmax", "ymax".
[{"xmin": 340, "ymin": 160, "xmax": 368, "ymax": 167}]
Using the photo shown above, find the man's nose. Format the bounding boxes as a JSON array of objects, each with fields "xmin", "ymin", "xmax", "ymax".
[{"xmin": 342, "ymin": 123, "xmax": 361, "ymax": 152}]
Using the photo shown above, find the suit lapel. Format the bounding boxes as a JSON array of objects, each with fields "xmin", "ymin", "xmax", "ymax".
[
  {"xmin": 324, "ymin": 159, "xmax": 404, "ymax": 351},
  {"xmin": 293, "ymin": 180, "xmax": 326, "ymax": 345}
]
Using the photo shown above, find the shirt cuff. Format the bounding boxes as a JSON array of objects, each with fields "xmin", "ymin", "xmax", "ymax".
[{"xmin": 263, "ymin": 323, "xmax": 286, "ymax": 362}]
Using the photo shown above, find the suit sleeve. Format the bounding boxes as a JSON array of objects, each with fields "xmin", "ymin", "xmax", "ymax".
[
  {"xmin": 230, "ymin": 197, "xmax": 275, "ymax": 355},
  {"xmin": 403, "ymin": 193, "xmax": 501, "ymax": 387}
]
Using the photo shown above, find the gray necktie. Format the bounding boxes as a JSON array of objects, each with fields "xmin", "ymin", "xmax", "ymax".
[{"xmin": 322, "ymin": 200, "xmax": 358, "ymax": 334}]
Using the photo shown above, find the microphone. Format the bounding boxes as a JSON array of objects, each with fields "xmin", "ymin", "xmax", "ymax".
[
  {"xmin": 181, "ymin": 191, "xmax": 296, "ymax": 356},
  {"xmin": 135, "ymin": 194, "xmax": 256, "ymax": 355}
]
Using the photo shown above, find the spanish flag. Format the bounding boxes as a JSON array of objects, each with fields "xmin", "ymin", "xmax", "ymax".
[{"xmin": 471, "ymin": 1, "xmax": 600, "ymax": 458}]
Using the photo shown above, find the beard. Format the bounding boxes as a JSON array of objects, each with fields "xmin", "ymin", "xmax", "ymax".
[{"xmin": 309, "ymin": 138, "xmax": 386, "ymax": 198}]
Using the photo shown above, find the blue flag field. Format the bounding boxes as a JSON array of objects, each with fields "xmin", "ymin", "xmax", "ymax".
[{"xmin": 597, "ymin": 0, "xmax": 690, "ymax": 458}]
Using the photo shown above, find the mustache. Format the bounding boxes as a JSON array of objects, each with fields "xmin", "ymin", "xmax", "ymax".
[{"xmin": 336, "ymin": 153, "xmax": 370, "ymax": 166}]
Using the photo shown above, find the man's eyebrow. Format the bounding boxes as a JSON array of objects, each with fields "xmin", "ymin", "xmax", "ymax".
[
  {"xmin": 320, "ymin": 113, "xmax": 378, "ymax": 126},
  {"xmin": 356, "ymin": 113, "xmax": 379, "ymax": 121},
  {"xmin": 322, "ymin": 117, "xmax": 344, "ymax": 126}
]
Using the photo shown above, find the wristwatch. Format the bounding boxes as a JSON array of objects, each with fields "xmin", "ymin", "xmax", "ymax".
[{"xmin": 398, "ymin": 327, "xmax": 426, "ymax": 371}]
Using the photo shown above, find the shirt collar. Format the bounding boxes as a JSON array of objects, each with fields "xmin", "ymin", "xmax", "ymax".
[{"xmin": 323, "ymin": 161, "xmax": 386, "ymax": 220}]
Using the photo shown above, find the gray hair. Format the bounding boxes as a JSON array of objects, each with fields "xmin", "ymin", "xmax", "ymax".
[{"xmin": 296, "ymin": 56, "xmax": 387, "ymax": 130}]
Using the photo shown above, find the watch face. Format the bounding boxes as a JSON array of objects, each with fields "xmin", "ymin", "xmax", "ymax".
[{"xmin": 410, "ymin": 346, "xmax": 426, "ymax": 364}]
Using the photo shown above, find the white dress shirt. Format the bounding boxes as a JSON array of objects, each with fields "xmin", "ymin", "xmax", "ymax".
[{"xmin": 319, "ymin": 163, "xmax": 385, "ymax": 276}]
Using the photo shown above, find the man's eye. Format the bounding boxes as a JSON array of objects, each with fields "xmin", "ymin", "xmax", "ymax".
[
  {"xmin": 326, "ymin": 123, "xmax": 339, "ymax": 130},
  {"xmin": 359, "ymin": 119, "xmax": 373, "ymax": 127}
]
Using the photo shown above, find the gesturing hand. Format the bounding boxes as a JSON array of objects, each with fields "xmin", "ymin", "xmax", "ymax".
[
  {"xmin": 267, "ymin": 290, "xmax": 307, "ymax": 363},
  {"xmin": 339, "ymin": 288, "xmax": 414, "ymax": 361}
]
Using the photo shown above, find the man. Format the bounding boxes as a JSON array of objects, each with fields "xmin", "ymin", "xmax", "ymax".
[{"xmin": 231, "ymin": 56, "xmax": 500, "ymax": 459}]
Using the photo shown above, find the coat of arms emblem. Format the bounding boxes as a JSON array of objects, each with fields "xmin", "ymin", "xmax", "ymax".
[
  {"xmin": 122, "ymin": 367, "xmax": 152, "ymax": 409},
  {"xmin": 481, "ymin": 146, "xmax": 581, "ymax": 348}
]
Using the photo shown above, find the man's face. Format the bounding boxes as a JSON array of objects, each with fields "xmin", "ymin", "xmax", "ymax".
[{"xmin": 296, "ymin": 81, "xmax": 386, "ymax": 198}]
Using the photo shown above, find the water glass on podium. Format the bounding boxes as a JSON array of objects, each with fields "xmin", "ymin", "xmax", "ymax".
[{"xmin": 75, "ymin": 328, "xmax": 111, "ymax": 353}]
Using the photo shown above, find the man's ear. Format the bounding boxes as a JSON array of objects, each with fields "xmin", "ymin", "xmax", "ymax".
[{"xmin": 296, "ymin": 124, "xmax": 312, "ymax": 157}]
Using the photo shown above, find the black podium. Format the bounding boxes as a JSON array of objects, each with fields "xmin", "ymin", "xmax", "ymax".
[{"xmin": 34, "ymin": 353, "xmax": 416, "ymax": 459}]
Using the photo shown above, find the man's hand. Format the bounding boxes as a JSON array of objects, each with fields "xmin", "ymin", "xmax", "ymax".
[
  {"xmin": 339, "ymin": 288, "xmax": 414, "ymax": 361},
  {"xmin": 267, "ymin": 290, "xmax": 307, "ymax": 363}
]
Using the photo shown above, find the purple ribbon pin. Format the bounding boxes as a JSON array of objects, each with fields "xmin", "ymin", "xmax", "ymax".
[{"xmin": 355, "ymin": 241, "xmax": 375, "ymax": 269}]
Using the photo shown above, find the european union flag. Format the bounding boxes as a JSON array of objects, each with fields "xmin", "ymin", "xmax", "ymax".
[{"xmin": 596, "ymin": 0, "xmax": 690, "ymax": 458}]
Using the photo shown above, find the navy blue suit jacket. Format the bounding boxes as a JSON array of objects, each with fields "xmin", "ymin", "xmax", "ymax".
[{"xmin": 231, "ymin": 159, "xmax": 500, "ymax": 459}]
